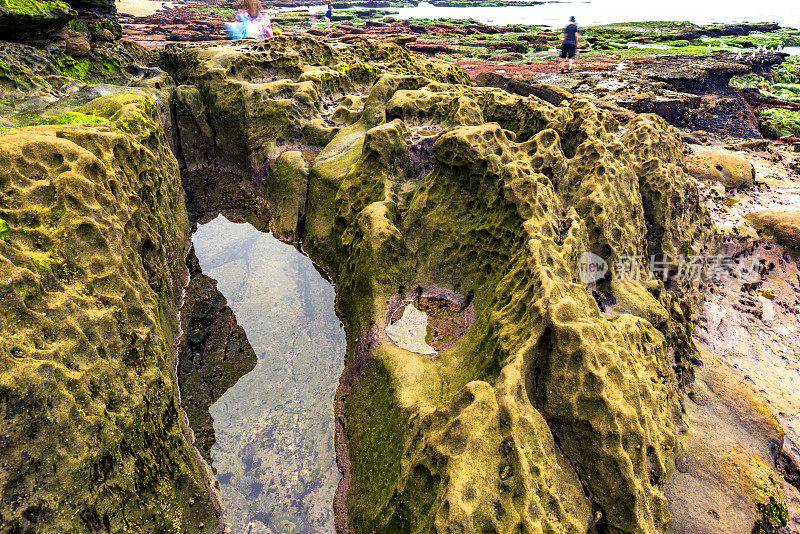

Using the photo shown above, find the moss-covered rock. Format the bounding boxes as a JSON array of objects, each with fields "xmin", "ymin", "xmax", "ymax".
[
  {"xmin": 0, "ymin": 0, "xmax": 120, "ymax": 41},
  {"xmin": 159, "ymin": 38, "xmax": 793, "ymax": 533},
  {"xmin": 0, "ymin": 0, "xmax": 75, "ymax": 38},
  {"xmin": 297, "ymin": 73, "xmax": 686, "ymax": 532},
  {"xmin": 163, "ymin": 36, "xmax": 468, "ymax": 185},
  {"xmin": 0, "ymin": 38, "xmax": 161, "ymax": 129},
  {"xmin": 0, "ymin": 91, "xmax": 218, "ymax": 532},
  {"xmin": 387, "ymin": 115, "xmax": 676, "ymax": 533},
  {"xmin": 621, "ymin": 114, "xmax": 716, "ymax": 261},
  {"xmin": 15, "ymin": 110, "xmax": 107, "ymax": 127},
  {"xmin": 267, "ymin": 150, "xmax": 309, "ymax": 241},
  {"xmin": 0, "ymin": 29, "xmax": 786, "ymax": 533},
  {"xmin": 62, "ymin": 0, "xmax": 121, "ymax": 39}
]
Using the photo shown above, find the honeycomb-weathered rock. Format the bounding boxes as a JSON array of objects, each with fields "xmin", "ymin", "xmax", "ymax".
[
  {"xmin": 157, "ymin": 37, "xmax": 784, "ymax": 534},
  {"xmin": 0, "ymin": 32, "xmax": 789, "ymax": 534},
  {"xmin": 621, "ymin": 114, "xmax": 717, "ymax": 259},
  {"xmin": 0, "ymin": 92, "xmax": 217, "ymax": 533},
  {"xmin": 163, "ymin": 37, "xmax": 468, "ymax": 231}
]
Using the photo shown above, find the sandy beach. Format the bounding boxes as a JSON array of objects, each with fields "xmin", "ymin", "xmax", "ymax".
[{"xmin": 117, "ymin": 0, "xmax": 176, "ymax": 17}]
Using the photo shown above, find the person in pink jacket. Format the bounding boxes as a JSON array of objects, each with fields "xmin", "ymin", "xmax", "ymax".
[{"xmin": 226, "ymin": 0, "xmax": 273, "ymax": 39}]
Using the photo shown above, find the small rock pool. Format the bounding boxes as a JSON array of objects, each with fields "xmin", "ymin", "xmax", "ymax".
[{"xmin": 192, "ymin": 215, "xmax": 345, "ymax": 533}]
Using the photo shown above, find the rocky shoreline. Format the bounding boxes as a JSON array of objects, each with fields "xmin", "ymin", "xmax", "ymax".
[
  {"xmin": 1, "ymin": 1, "xmax": 800, "ymax": 533},
  {"xmin": 117, "ymin": 5, "xmax": 800, "ymax": 141}
]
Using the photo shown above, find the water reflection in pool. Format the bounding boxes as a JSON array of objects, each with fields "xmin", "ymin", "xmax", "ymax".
[{"xmin": 192, "ymin": 215, "xmax": 345, "ymax": 533}]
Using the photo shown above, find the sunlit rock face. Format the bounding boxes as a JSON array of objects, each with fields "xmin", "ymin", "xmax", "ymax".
[{"xmin": 0, "ymin": 93, "xmax": 219, "ymax": 532}]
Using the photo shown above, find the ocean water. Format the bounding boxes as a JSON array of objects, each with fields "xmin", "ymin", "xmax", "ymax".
[{"xmin": 382, "ymin": 0, "xmax": 800, "ymax": 28}]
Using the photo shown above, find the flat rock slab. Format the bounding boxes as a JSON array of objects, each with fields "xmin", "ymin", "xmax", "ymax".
[
  {"xmin": 666, "ymin": 345, "xmax": 786, "ymax": 534},
  {"xmin": 385, "ymin": 304, "xmax": 436, "ymax": 356}
]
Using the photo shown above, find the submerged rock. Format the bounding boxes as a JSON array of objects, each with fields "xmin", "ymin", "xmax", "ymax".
[
  {"xmin": 177, "ymin": 248, "xmax": 258, "ymax": 464},
  {"xmin": 385, "ymin": 304, "xmax": 436, "ymax": 355}
]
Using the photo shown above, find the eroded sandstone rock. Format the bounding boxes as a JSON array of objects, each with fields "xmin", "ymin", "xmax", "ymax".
[
  {"xmin": 53, "ymin": 27, "xmax": 91, "ymax": 57},
  {"xmin": 0, "ymin": 30, "xmax": 790, "ymax": 534},
  {"xmin": 747, "ymin": 209, "xmax": 800, "ymax": 249},
  {"xmin": 157, "ymin": 36, "xmax": 788, "ymax": 534},
  {"xmin": 686, "ymin": 147, "xmax": 757, "ymax": 188},
  {"xmin": 0, "ymin": 92, "xmax": 218, "ymax": 532}
]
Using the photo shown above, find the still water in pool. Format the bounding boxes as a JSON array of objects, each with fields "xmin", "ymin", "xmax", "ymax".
[{"xmin": 192, "ymin": 215, "xmax": 345, "ymax": 533}]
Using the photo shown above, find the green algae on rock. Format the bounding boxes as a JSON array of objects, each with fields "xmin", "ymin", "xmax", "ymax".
[
  {"xmin": 266, "ymin": 149, "xmax": 310, "ymax": 241},
  {"xmin": 0, "ymin": 23, "xmax": 792, "ymax": 534},
  {"xmin": 63, "ymin": 0, "xmax": 120, "ymax": 36},
  {"xmin": 756, "ymin": 107, "xmax": 800, "ymax": 139},
  {"xmin": 0, "ymin": 91, "xmax": 218, "ymax": 532},
  {"xmin": 0, "ymin": 0, "xmax": 76, "ymax": 36},
  {"xmin": 0, "ymin": 37, "xmax": 157, "ymax": 131},
  {"xmin": 0, "ymin": 0, "xmax": 120, "ymax": 42},
  {"xmin": 0, "ymin": 110, "xmax": 108, "ymax": 131},
  {"xmin": 621, "ymin": 114, "xmax": 716, "ymax": 261}
]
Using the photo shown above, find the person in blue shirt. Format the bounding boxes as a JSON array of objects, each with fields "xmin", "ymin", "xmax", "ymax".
[
  {"xmin": 325, "ymin": 4, "xmax": 333, "ymax": 31},
  {"xmin": 560, "ymin": 16, "xmax": 580, "ymax": 73}
]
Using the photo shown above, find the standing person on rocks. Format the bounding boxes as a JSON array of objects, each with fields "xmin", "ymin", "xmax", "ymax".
[
  {"xmin": 325, "ymin": 4, "xmax": 333, "ymax": 31},
  {"xmin": 560, "ymin": 15, "xmax": 580, "ymax": 73}
]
